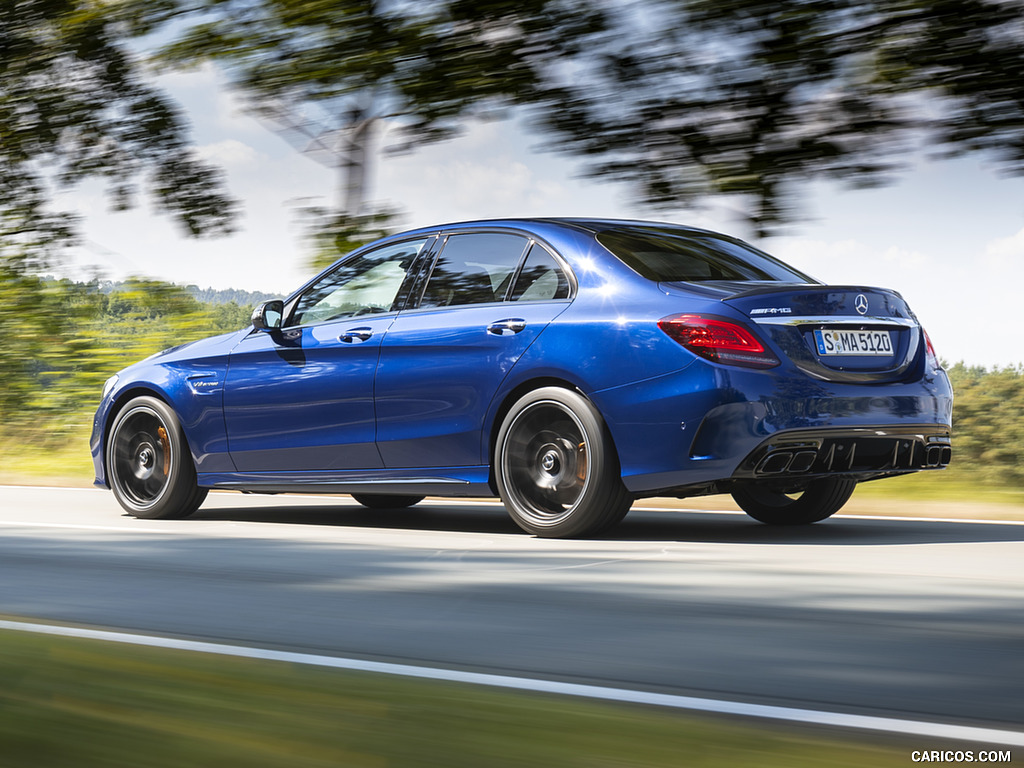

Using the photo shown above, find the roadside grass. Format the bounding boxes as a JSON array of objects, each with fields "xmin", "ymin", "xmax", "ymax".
[
  {"xmin": 0, "ymin": 627, "xmax": 913, "ymax": 768},
  {"xmin": 850, "ymin": 467, "xmax": 1024, "ymax": 506},
  {"xmin": 0, "ymin": 426, "xmax": 94, "ymax": 487}
]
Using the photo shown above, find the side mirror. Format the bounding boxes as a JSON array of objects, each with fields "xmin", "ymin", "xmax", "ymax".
[{"xmin": 251, "ymin": 300, "xmax": 284, "ymax": 332}]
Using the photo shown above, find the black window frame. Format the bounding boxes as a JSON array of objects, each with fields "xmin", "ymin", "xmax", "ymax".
[
  {"xmin": 282, "ymin": 235, "xmax": 436, "ymax": 329},
  {"xmin": 507, "ymin": 242, "xmax": 573, "ymax": 303},
  {"xmin": 406, "ymin": 229, "xmax": 576, "ymax": 311}
]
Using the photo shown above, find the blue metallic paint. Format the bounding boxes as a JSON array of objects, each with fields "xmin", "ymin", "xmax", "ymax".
[
  {"xmin": 91, "ymin": 329, "xmax": 246, "ymax": 485},
  {"xmin": 92, "ymin": 218, "xmax": 954, "ymax": 503},
  {"xmin": 223, "ymin": 315, "xmax": 393, "ymax": 471},
  {"xmin": 375, "ymin": 300, "xmax": 570, "ymax": 468}
]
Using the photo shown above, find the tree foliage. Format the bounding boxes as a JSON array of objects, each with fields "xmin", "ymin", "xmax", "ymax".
[
  {"xmin": 0, "ymin": 276, "xmax": 253, "ymax": 434},
  {"xmin": 530, "ymin": 0, "xmax": 1024, "ymax": 235},
  {"xmin": 2, "ymin": 273, "xmax": 1022, "ymax": 491},
  {"xmin": 5, "ymin": 0, "xmax": 1024, "ymax": 256},
  {"xmin": 139, "ymin": 0, "xmax": 607, "ymax": 258},
  {"xmin": 0, "ymin": 0, "xmax": 237, "ymax": 270},
  {"xmin": 133, "ymin": 0, "xmax": 1024, "ymax": 241},
  {"xmin": 946, "ymin": 363, "xmax": 1024, "ymax": 486}
]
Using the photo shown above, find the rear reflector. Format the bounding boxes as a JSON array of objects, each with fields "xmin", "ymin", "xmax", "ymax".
[
  {"xmin": 658, "ymin": 314, "xmax": 780, "ymax": 369},
  {"xmin": 922, "ymin": 327, "xmax": 941, "ymax": 371}
]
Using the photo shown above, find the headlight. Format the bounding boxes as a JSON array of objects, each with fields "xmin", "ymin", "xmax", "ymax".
[{"xmin": 102, "ymin": 374, "xmax": 119, "ymax": 400}]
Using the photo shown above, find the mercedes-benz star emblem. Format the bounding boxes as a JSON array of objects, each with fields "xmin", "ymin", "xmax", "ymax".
[{"xmin": 854, "ymin": 294, "xmax": 869, "ymax": 315}]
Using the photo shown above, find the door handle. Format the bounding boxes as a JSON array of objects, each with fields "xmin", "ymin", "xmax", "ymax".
[
  {"xmin": 486, "ymin": 318, "xmax": 527, "ymax": 336},
  {"xmin": 340, "ymin": 327, "xmax": 374, "ymax": 343}
]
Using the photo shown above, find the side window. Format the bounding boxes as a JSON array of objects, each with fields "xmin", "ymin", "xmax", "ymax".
[
  {"xmin": 420, "ymin": 233, "xmax": 529, "ymax": 308},
  {"xmin": 290, "ymin": 239, "xmax": 429, "ymax": 326},
  {"xmin": 510, "ymin": 245, "xmax": 571, "ymax": 302}
]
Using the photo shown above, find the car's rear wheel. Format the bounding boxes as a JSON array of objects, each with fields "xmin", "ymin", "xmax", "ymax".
[
  {"xmin": 107, "ymin": 396, "xmax": 207, "ymax": 519},
  {"xmin": 731, "ymin": 477, "xmax": 856, "ymax": 525},
  {"xmin": 495, "ymin": 387, "xmax": 632, "ymax": 538},
  {"xmin": 351, "ymin": 494, "xmax": 425, "ymax": 510}
]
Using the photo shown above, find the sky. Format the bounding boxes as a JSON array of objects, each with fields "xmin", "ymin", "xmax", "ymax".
[{"xmin": 58, "ymin": 65, "xmax": 1024, "ymax": 369}]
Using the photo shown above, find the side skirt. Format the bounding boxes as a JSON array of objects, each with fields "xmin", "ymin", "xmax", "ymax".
[{"xmin": 197, "ymin": 466, "xmax": 494, "ymax": 498}]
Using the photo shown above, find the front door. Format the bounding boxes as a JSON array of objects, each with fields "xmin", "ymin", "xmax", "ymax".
[{"xmin": 223, "ymin": 237, "xmax": 432, "ymax": 472}]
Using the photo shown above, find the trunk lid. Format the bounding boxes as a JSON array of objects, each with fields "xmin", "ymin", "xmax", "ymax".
[{"xmin": 663, "ymin": 281, "xmax": 923, "ymax": 382}]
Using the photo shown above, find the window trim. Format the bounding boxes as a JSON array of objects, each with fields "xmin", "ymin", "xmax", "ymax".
[
  {"xmin": 505, "ymin": 239, "xmax": 574, "ymax": 304},
  {"xmin": 405, "ymin": 228, "xmax": 577, "ymax": 312},
  {"xmin": 416, "ymin": 231, "xmax": 530, "ymax": 310},
  {"xmin": 281, "ymin": 235, "xmax": 436, "ymax": 330}
]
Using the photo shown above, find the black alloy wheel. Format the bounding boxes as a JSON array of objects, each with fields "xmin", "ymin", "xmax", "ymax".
[
  {"xmin": 495, "ymin": 387, "xmax": 631, "ymax": 538},
  {"xmin": 107, "ymin": 396, "xmax": 207, "ymax": 519}
]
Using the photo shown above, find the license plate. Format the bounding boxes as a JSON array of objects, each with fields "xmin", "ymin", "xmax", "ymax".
[{"xmin": 813, "ymin": 329, "xmax": 893, "ymax": 356}]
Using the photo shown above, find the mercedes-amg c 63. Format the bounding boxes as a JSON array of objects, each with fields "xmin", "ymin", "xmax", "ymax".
[{"xmin": 92, "ymin": 219, "xmax": 953, "ymax": 537}]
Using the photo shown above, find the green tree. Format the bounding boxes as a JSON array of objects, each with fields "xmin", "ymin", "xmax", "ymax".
[
  {"xmin": 0, "ymin": 269, "xmax": 88, "ymax": 421},
  {"xmin": 142, "ymin": 0, "xmax": 607, "ymax": 263},
  {"xmin": 531, "ymin": 0, "xmax": 1024, "ymax": 235},
  {"xmin": 141, "ymin": 1, "xmax": 1024, "ymax": 241},
  {"xmin": 946, "ymin": 363, "xmax": 1024, "ymax": 485},
  {"xmin": 1, "ymin": 0, "xmax": 237, "ymax": 268},
  {"xmin": 1, "ymin": 0, "xmax": 241, "ymax": 434},
  {"xmin": 0, "ymin": 272, "xmax": 258, "ymax": 436}
]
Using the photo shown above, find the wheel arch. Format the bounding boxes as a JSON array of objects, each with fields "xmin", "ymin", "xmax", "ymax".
[
  {"xmin": 485, "ymin": 377, "xmax": 623, "ymax": 493},
  {"xmin": 102, "ymin": 387, "xmax": 186, "ymax": 480}
]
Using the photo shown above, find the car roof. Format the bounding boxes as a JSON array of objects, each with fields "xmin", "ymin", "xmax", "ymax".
[{"xmin": 394, "ymin": 217, "xmax": 729, "ymax": 240}]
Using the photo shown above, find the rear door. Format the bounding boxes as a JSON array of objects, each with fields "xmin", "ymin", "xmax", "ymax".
[{"xmin": 374, "ymin": 233, "xmax": 573, "ymax": 468}]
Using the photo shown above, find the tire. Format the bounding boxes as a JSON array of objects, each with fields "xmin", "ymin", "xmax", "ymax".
[
  {"xmin": 495, "ymin": 387, "xmax": 632, "ymax": 538},
  {"xmin": 351, "ymin": 494, "xmax": 425, "ymax": 510},
  {"xmin": 107, "ymin": 396, "xmax": 207, "ymax": 519},
  {"xmin": 731, "ymin": 477, "xmax": 857, "ymax": 525}
]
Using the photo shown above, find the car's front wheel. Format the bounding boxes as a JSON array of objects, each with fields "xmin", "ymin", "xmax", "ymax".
[
  {"xmin": 107, "ymin": 396, "xmax": 207, "ymax": 519},
  {"xmin": 495, "ymin": 387, "xmax": 632, "ymax": 538},
  {"xmin": 731, "ymin": 477, "xmax": 856, "ymax": 525}
]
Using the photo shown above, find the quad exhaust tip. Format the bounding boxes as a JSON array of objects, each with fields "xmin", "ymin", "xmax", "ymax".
[
  {"xmin": 756, "ymin": 450, "xmax": 818, "ymax": 475},
  {"xmin": 753, "ymin": 440, "xmax": 951, "ymax": 476},
  {"xmin": 926, "ymin": 444, "xmax": 952, "ymax": 468}
]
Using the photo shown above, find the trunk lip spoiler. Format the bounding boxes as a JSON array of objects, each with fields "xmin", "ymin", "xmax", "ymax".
[
  {"xmin": 750, "ymin": 315, "xmax": 917, "ymax": 327},
  {"xmin": 719, "ymin": 283, "xmax": 894, "ymax": 300}
]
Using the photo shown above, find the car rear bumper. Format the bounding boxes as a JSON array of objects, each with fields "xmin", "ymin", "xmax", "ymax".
[
  {"xmin": 729, "ymin": 424, "xmax": 950, "ymax": 479},
  {"xmin": 591, "ymin": 363, "xmax": 953, "ymax": 495}
]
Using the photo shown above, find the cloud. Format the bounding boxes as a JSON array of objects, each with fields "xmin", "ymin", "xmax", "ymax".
[
  {"xmin": 986, "ymin": 225, "xmax": 1024, "ymax": 265},
  {"xmin": 881, "ymin": 246, "xmax": 928, "ymax": 267},
  {"xmin": 372, "ymin": 116, "xmax": 636, "ymax": 227},
  {"xmin": 768, "ymin": 237, "xmax": 871, "ymax": 282},
  {"xmin": 769, "ymin": 237, "xmax": 932, "ymax": 284}
]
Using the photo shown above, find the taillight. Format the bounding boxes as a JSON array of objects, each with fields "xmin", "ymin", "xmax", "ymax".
[
  {"xmin": 658, "ymin": 314, "xmax": 780, "ymax": 369},
  {"xmin": 922, "ymin": 327, "xmax": 941, "ymax": 371}
]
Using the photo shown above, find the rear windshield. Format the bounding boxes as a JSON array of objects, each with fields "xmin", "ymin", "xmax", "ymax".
[{"xmin": 597, "ymin": 227, "xmax": 814, "ymax": 283}]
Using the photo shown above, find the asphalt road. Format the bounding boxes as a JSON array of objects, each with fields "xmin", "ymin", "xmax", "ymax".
[{"xmin": 1, "ymin": 486, "xmax": 1021, "ymax": 730}]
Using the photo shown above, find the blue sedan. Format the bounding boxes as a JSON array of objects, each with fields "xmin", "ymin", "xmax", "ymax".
[{"xmin": 91, "ymin": 219, "xmax": 953, "ymax": 537}]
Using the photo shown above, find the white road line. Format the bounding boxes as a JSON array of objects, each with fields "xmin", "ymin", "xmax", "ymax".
[
  {"xmin": 0, "ymin": 521, "xmax": 175, "ymax": 533},
  {"xmin": 1, "ymin": 619, "xmax": 1021, "ymax": 747},
  {"xmin": 0, "ymin": 485, "xmax": 105, "ymax": 492}
]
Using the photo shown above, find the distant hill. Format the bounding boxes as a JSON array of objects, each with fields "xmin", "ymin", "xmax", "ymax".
[
  {"xmin": 181, "ymin": 285, "xmax": 278, "ymax": 307},
  {"xmin": 90, "ymin": 280, "xmax": 277, "ymax": 307}
]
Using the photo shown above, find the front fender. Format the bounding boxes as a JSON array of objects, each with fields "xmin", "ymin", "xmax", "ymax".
[{"xmin": 91, "ymin": 332, "xmax": 243, "ymax": 487}]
